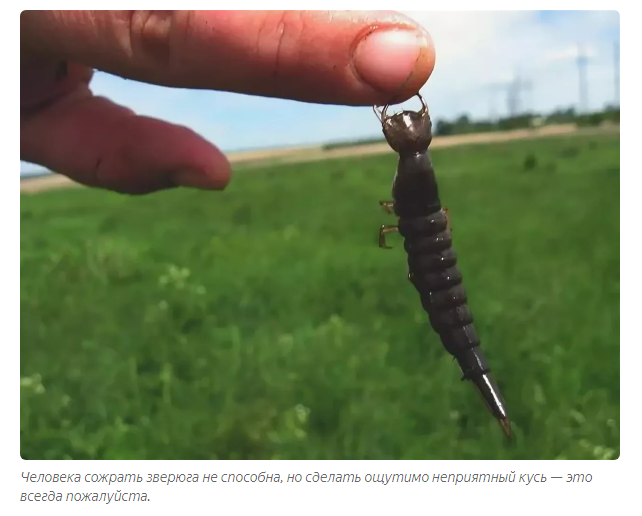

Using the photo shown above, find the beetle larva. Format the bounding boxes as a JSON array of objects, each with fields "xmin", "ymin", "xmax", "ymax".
[{"xmin": 374, "ymin": 94, "xmax": 511, "ymax": 439}]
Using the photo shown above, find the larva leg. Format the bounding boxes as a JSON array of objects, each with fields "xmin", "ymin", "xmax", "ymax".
[
  {"xmin": 378, "ymin": 225, "xmax": 398, "ymax": 249},
  {"xmin": 443, "ymin": 207, "xmax": 452, "ymax": 231},
  {"xmin": 379, "ymin": 200, "xmax": 395, "ymax": 215}
]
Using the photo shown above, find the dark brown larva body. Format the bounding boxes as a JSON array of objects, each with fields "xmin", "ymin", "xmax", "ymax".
[{"xmin": 375, "ymin": 96, "xmax": 511, "ymax": 439}]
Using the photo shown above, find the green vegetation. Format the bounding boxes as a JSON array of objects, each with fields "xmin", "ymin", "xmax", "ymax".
[
  {"xmin": 434, "ymin": 106, "xmax": 620, "ymax": 136},
  {"xmin": 20, "ymin": 132, "xmax": 620, "ymax": 460}
]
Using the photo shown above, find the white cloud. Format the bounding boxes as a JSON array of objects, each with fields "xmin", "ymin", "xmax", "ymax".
[
  {"xmin": 544, "ymin": 44, "xmax": 598, "ymax": 63},
  {"xmin": 400, "ymin": 11, "xmax": 618, "ymax": 120}
]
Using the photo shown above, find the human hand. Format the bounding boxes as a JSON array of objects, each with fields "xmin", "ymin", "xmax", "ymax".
[{"xmin": 21, "ymin": 11, "xmax": 435, "ymax": 194}]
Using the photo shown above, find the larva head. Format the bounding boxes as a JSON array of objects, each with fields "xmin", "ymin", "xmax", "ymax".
[{"xmin": 378, "ymin": 95, "xmax": 432, "ymax": 155}]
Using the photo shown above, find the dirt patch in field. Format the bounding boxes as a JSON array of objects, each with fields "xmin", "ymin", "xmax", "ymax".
[{"xmin": 20, "ymin": 124, "xmax": 616, "ymax": 194}]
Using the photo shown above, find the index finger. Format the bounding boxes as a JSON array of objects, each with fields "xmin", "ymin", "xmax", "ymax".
[{"xmin": 20, "ymin": 10, "xmax": 435, "ymax": 106}]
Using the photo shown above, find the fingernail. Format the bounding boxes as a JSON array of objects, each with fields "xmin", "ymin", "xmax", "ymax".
[
  {"xmin": 173, "ymin": 169, "xmax": 226, "ymax": 190},
  {"xmin": 353, "ymin": 28, "xmax": 429, "ymax": 92}
]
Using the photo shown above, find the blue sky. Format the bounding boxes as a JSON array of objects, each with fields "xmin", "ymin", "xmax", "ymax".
[{"xmin": 21, "ymin": 10, "xmax": 619, "ymax": 175}]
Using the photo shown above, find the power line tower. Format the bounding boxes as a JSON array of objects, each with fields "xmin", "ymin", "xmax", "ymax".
[
  {"xmin": 485, "ymin": 75, "xmax": 533, "ymax": 120},
  {"xmin": 506, "ymin": 75, "xmax": 533, "ymax": 117},
  {"xmin": 577, "ymin": 43, "xmax": 589, "ymax": 113},
  {"xmin": 485, "ymin": 84, "xmax": 504, "ymax": 121}
]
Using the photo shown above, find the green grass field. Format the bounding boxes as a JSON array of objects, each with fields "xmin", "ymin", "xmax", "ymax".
[{"xmin": 20, "ymin": 132, "xmax": 620, "ymax": 460}]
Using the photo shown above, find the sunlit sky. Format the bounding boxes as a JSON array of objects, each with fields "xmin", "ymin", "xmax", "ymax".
[{"xmin": 21, "ymin": 10, "xmax": 619, "ymax": 175}]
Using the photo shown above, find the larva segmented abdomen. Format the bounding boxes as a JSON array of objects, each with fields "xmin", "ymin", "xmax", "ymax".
[
  {"xmin": 377, "ymin": 97, "xmax": 511, "ymax": 437},
  {"xmin": 399, "ymin": 208, "xmax": 483, "ymax": 370}
]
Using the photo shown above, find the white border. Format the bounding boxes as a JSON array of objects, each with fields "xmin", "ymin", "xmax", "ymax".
[{"xmin": 9, "ymin": 4, "xmax": 634, "ymax": 515}]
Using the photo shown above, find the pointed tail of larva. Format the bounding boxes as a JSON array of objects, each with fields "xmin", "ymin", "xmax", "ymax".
[{"xmin": 466, "ymin": 363, "xmax": 512, "ymax": 440}]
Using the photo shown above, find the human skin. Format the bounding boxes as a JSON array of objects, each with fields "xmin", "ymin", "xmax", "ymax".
[{"xmin": 21, "ymin": 10, "xmax": 435, "ymax": 194}]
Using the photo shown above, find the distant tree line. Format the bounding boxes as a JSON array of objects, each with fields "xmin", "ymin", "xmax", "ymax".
[
  {"xmin": 433, "ymin": 105, "xmax": 620, "ymax": 136},
  {"xmin": 322, "ymin": 105, "xmax": 620, "ymax": 151}
]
